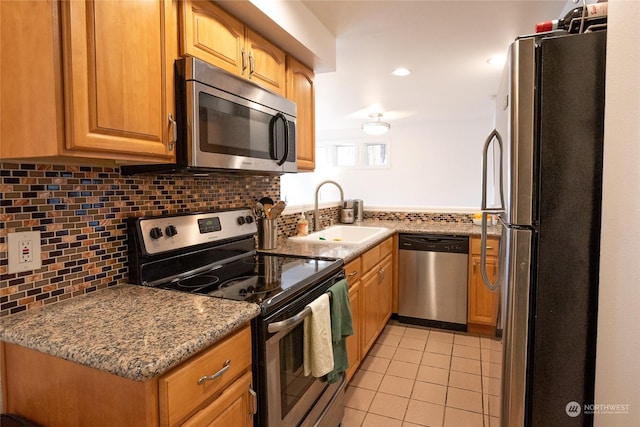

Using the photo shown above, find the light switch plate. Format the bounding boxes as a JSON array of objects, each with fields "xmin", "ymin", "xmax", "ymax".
[{"xmin": 7, "ymin": 231, "xmax": 42, "ymax": 274}]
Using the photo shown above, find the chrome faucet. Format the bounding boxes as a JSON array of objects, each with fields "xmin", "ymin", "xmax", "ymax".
[{"xmin": 314, "ymin": 180, "xmax": 344, "ymax": 231}]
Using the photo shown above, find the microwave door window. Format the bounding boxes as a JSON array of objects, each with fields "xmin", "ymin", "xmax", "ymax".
[{"xmin": 198, "ymin": 92, "xmax": 272, "ymax": 159}]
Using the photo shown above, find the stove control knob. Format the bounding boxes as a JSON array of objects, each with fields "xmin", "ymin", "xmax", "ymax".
[
  {"xmin": 149, "ymin": 227, "xmax": 163, "ymax": 240},
  {"xmin": 245, "ymin": 215, "xmax": 254, "ymax": 224},
  {"xmin": 165, "ymin": 225, "xmax": 178, "ymax": 237},
  {"xmin": 237, "ymin": 216, "xmax": 246, "ymax": 225}
]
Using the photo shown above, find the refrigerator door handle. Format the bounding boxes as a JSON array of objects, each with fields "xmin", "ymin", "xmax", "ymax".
[
  {"xmin": 480, "ymin": 212, "xmax": 500, "ymax": 291},
  {"xmin": 481, "ymin": 129, "xmax": 504, "ymax": 291},
  {"xmin": 481, "ymin": 129, "xmax": 505, "ymax": 212}
]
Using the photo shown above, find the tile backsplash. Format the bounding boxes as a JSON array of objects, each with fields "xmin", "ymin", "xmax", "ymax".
[
  {"xmin": 0, "ymin": 162, "xmax": 474, "ymax": 318},
  {"xmin": 0, "ymin": 162, "xmax": 280, "ymax": 317}
]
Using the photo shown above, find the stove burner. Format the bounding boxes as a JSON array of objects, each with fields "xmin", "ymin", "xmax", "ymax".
[
  {"xmin": 175, "ymin": 274, "xmax": 220, "ymax": 289},
  {"xmin": 220, "ymin": 276, "xmax": 264, "ymax": 295}
]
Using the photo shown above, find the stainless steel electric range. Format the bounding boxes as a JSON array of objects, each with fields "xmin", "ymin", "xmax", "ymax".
[{"xmin": 127, "ymin": 208, "xmax": 346, "ymax": 427}]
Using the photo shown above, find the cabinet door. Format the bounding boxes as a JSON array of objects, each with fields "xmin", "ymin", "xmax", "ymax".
[
  {"xmin": 246, "ymin": 29, "xmax": 286, "ymax": 96},
  {"xmin": 159, "ymin": 326, "xmax": 252, "ymax": 426},
  {"xmin": 181, "ymin": 371, "xmax": 255, "ymax": 427},
  {"xmin": 361, "ymin": 269, "xmax": 379, "ymax": 355},
  {"xmin": 378, "ymin": 256, "xmax": 393, "ymax": 329},
  {"xmin": 180, "ymin": 0, "xmax": 246, "ymax": 77},
  {"xmin": 468, "ymin": 254, "xmax": 500, "ymax": 326},
  {"xmin": 345, "ymin": 281, "xmax": 361, "ymax": 383},
  {"xmin": 286, "ymin": 56, "xmax": 315, "ymax": 171},
  {"xmin": 61, "ymin": 0, "xmax": 176, "ymax": 160},
  {"xmin": 0, "ymin": 0, "xmax": 64, "ymax": 158}
]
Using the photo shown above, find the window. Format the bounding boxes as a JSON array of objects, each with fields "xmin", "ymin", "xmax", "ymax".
[
  {"xmin": 316, "ymin": 139, "xmax": 390, "ymax": 169},
  {"xmin": 335, "ymin": 144, "xmax": 357, "ymax": 167},
  {"xmin": 364, "ymin": 143, "xmax": 388, "ymax": 166}
]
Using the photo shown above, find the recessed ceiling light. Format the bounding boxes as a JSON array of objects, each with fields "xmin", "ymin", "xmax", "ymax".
[{"xmin": 392, "ymin": 68, "xmax": 411, "ymax": 77}]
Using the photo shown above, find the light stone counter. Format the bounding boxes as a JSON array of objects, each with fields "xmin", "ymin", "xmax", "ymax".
[
  {"xmin": 264, "ymin": 220, "xmax": 500, "ymax": 262},
  {"xmin": 0, "ymin": 285, "xmax": 260, "ymax": 382}
]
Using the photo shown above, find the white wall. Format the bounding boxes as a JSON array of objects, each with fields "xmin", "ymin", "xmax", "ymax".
[
  {"xmin": 595, "ymin": 1, "xmax": 640, "ymax": 425},
  {"xmin": 282, "ymin": 117, "xmax": 492, "ymax": 211}
]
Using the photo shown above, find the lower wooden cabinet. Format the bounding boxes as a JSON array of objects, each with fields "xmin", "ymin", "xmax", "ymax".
[
  {"xmin": 345, "ymin": 237, "xmax": 395, "ymax": 383},
  {"xmin": 362, "ymin": 254, "xmax": 393, "ymax": 355},
  {"xmin": 181, "ymin": 371, "xmax": 255, "ymax": 427},
  {"xmin": 467, "ymin": 235, "xmax": 501, "ymax": 335},
  {"xmin": 159, "ymin": 325, "xmax": 254, "ymax": 426},
  {"xmin": 345, "ymin": 280, "xmax": 361, "ymax": 382},
  {"xmin": 1, "ymin": 324, "xmax": 254, "ymax": 427}
]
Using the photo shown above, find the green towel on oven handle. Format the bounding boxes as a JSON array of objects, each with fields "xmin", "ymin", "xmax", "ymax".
[{"xmin": 325, "ymin": 278, "xmax": 354, "ymax": 384}]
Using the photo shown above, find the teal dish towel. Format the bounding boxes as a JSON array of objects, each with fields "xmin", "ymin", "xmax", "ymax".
[{"xmin": 325, "ymin": 278, "xmax": 354, "ymax": 384}]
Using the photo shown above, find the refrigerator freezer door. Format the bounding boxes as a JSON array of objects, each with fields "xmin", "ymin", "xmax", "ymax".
[{"xmin": 495, "ymin": 38, "xmax": 536, "ymax": 227}]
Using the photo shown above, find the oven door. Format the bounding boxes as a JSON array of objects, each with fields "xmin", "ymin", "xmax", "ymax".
[
  {"xmin": 262, "ymin": 272, "xmax": 346, "ymax": 427},
  {"xmin": 187, "ymin": 80, "xmax": 297, "ymax": 173},
  {"xmin": 265, "ymin": 312, "xmax": 345, "ymax": 427}
]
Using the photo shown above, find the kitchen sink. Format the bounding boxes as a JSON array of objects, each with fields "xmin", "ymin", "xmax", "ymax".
[{"xmin": 290, "ymin": 225, "xmax": 388, "ymax": 245}]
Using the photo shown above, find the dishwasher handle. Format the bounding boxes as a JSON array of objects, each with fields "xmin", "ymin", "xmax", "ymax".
[{"xmin": 399, "ymin": 234, "xmax": 469, "ymax": 254}]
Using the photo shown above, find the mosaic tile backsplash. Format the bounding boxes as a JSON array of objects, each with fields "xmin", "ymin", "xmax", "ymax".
[
  {"xmin": 0, "ymin": 162, "xmax": 280, "ymax": 317},
  {"xmin": 0, "ymin": 162, "xmax": 473, "ymax": 318}
]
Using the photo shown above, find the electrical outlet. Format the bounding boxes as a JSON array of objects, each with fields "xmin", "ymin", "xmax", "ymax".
[
  {"xmin": 7, "ymin": 231, "xmax": 42, "ymax": 274},
  {"xmin": 19, "ymin": 240, "xmax": 33, "ymax": 263}
]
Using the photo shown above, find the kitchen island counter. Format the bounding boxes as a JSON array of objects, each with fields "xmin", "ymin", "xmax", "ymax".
[{"xmin": 0, "ymin": 284, "xmax": 260, "ymax": 381}]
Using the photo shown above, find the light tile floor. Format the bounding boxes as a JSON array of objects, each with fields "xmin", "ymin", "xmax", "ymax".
[{"xmin": 342, "ymin": 321, "xmax": 502, "ymax": 427}]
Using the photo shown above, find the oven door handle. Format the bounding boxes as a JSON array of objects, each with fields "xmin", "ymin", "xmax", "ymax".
[{"xmin": 267, "ymin": 305, "xmax": 312, "ymax": 333}]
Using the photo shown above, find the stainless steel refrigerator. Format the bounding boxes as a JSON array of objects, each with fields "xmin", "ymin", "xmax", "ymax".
[{"xmin": 480, "ymin": 30, "xmax": 606, "ymax": 427}]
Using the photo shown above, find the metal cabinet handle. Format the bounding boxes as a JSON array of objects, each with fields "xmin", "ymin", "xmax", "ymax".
[
  {"xmin": 485, "ymin": 246, "xmax": 494, "ymax": 250},
  {"xmin": 168, "ymin": 114, "xmax": 177, "ymax": 151},
  {"xmin": 197, "ymin": 360, "xmax": 231, "ymax": 385},
  {"xmin": 249, "ymin": 386, "xmax": 257, "ymax": 415},
  {"xmin": 241, "ymin": 48, "xmax": 248, "ymax": 76},
  {"xmin": 249, "ymin": 53, "xmax": 255, "ymax": 78},
  {"xmin": 348, "ymin": 270, "xmax": 358, "ymax": 277}
]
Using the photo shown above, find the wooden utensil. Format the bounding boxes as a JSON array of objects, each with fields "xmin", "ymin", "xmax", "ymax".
[{"xmin": 268, "ymin": 201, "xmax": 286, "ymax": 219}]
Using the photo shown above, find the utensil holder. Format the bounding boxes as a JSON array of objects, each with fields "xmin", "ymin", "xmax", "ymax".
[{"xmin": 257, "ymin": 218, "xmax": 278, "ymax": 249}]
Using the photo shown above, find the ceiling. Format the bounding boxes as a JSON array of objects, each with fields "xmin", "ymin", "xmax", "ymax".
[{"xmin": 300, "ymin": 0, "xmax": 567, "ymax": 132}]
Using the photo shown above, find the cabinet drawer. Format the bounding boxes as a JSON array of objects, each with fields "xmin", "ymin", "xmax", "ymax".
[
  {"xmin": 159, "ymin": 325, "xmax": 252, "ymax": 426},
  {"xmin": 345, "ymin": 257, "xmax": 362, "ymax": 287},
  {"xmin": 379, "ymin": 237, "xmax": 393, "ymax": 259},
  {"xmin": 361, "ymin": 246, "xmax": 380, "ymax": 273},
  {"xmin": 470, "ymin": 236, "xmax": 499, "ymax": 257},
  {"xmin": 181, "ymin": 371, "xmax": 254, "ymax": 427}
]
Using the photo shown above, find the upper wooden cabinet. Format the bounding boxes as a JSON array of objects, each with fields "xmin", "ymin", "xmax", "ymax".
[
  {"xmin": 180, "ymin": 1, "xmax": 286, "ymax": 96},
  {"xmin": 286, "ymin": 56, "xmax": 316, "ymax": 171},
  {"xmin": 0, "ymin": 0, "xmax": 65, "ymax": 159},
  {"xmin": 0, "ymin": 0, "xmax": 177, "ymax": 163},
  {"xmin": 61, "ymin": 0, "xmax": 177, "ymax": 160}
]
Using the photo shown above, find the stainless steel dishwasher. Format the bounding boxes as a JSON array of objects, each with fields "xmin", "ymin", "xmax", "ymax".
[{"xmin": 398, "ymin": 234, "xmax": 469, "ymax": 331}]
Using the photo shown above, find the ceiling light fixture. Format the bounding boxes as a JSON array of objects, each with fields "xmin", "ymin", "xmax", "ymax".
[
  {"xmin": 392, "ymin": 67, "xmax": 411, "ymax": 77},
  {"xmin": 362, "ymin": 113, "xmax": 390, "ymax": 135}
]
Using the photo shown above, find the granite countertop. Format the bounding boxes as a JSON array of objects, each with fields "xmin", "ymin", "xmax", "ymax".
[
  {"xmin": 0, "ymin": 285, "xmax": 260, "ymax": 382},
  {"xmin": 264, "ymin": 220, "xmax": 500, "ymax": 262},
  {"xmin": 0, "ymin": 220, "xmax": 496, "ymax": 383}
]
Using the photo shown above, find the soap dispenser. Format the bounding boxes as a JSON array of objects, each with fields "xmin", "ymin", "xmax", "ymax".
[{"xmin": 297, "ymin": 213, "xmax": 309, "ymax": 236}]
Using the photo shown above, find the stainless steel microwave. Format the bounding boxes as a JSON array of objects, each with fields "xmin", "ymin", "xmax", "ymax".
[{"xmin": 121, "ymin": 57, "xmax": 297, "ymax": 176}]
